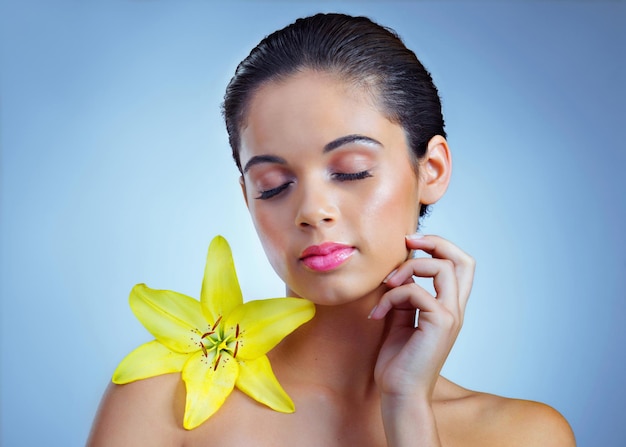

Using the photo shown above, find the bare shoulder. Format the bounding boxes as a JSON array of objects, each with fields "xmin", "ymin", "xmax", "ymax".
[
  {"xmin": 87, "ymin": 373, "xmax": 186, "ymax": 447},
  {"xmin": 434, "ymin": 377, "xmax": 576, "ymax": 447},
  {"xmin": 474, "ymin": 393, "xmax": 576, "ymax": 446}
]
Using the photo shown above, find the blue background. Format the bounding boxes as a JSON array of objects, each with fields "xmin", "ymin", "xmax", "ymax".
[{"xmin": 1, "ymin": 1, "xmax": 624, "ymax": 446}]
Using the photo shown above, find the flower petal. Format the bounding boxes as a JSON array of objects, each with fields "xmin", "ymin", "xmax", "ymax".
[
  {"xmin": 200, "ymin": 236, "xmax": 243, "ymax": 324},
  {"xmin": 181, "ymin": 350, "xmax": 239, "ymax": 429},
  {"xmin": 130, "ymin": 284, "xmax": 208, "ymax": 353},
  {"xmin": 112, "ymin": 340, "xmax": 189, "ymax": 384},
  {"xmin": 236, "ymin": 355, "xmax": 295, "ymax": 413},
  {"xmin": 225, "ymin": 298, "xmax": 315, "ymax": 359}
]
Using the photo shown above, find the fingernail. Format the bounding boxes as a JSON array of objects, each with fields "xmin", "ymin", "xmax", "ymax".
[
  {"xmin": 406, "ymin": 232, "xmax": 424, "ymax": 240},
  {"xmin": 382, "ymin": 269, "xmax": 397, "ymax": 284},
  {"xmin": 368, "ymin": 305, "xmax": 378, "ymax": 319}
]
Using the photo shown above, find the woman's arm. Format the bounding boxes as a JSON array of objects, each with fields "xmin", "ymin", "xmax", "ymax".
[
  {"xmin": 380, "ymin": 394, "xmax": 442, "ymax": 446},
  {"xmin": 87, "ymin": 374, "xmax": 185, "ymax": 447}
]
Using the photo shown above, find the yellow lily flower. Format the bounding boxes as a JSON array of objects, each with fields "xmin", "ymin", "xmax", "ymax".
[{"xmin": 112, "ymin": 235, "xmax": 315, "ymax": 429}]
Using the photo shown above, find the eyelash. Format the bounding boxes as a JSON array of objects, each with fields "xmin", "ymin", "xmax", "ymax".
[
  {"xmin": 332, "ymin": 170, "xmax": 373, "ymax": 181},
  {"xmin": 255, "ymin": 181, "xmax": 293, "ymax": 200},
  {"xmin": 255, "ymin": 170, "xmax": 373, "ymax": 200}
]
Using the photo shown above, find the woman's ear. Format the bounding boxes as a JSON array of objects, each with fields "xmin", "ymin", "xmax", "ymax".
[
  {"xmin": 239, "ymin": 176, "xmax": 250, "ymax": 208},
  {"xmin": 419, "ymin": 135, "xmax": 452, "ymax": 205}
]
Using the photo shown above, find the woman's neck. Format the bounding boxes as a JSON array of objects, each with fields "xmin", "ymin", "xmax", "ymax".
[{"xmin": 270, "ymin": 284, "xmax": 389, "ymax": 399}]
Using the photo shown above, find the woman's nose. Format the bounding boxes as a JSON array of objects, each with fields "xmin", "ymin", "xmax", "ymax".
[{"xmin": 294, "ymin": 184, "xmax": 339, "ymax": 228}]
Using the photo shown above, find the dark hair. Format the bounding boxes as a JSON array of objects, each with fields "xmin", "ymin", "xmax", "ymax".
[{"xmin": 222, "ymin": 13, "xmax": 446, "ymax": 217}]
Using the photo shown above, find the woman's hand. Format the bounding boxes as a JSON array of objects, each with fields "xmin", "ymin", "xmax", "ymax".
[
  {"xmin": 370, "ymin": 235, "xmax": 475, "ymax": 447},
  {"xmin": 369, "ymin": 234, "xmax": 475, "ymax": 445}
]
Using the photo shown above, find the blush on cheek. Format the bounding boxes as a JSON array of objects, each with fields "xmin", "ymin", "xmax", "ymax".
[
  {"xmin": 376, "ymin": 192, "xmax": 419, "ymax": 266},
  {"xmin": 368, "ymin": 182, "xmax": 420, "ymax": 230},
  {"xmin": 254, "ymin": 227, "xmax": 291, "ymax": 284}
]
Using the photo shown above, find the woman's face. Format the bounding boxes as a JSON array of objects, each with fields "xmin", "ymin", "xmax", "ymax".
[{"xmin": 239, "ymin": 71, "xmax": 423, "ymax": 305}]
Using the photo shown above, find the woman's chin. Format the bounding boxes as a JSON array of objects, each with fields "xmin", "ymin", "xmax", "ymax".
[{"xmin": 287, "ymin": 280, "xmax": 387, "ymax": 309}]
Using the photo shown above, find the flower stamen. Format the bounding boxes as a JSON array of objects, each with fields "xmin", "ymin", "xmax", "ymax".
[
  {"xmin": 233, "ymin": 341, "xmax": 239, "ymax": 358},
  {"xmin": 212, "ymin": 316, "xmax": 222, "ymax": 331},
  {"xmin": 213, "ymin": 353, "xmax": 222, "ymax": 371}
]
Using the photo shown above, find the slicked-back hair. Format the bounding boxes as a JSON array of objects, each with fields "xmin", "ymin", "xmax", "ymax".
[{"xmin": 222, "ymin": 13, "xmax": 446, "ymax": 217}]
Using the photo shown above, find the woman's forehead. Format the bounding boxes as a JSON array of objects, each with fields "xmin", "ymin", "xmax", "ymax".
[{"xmin": 240, "ymin": 73, "xmax": 399, "ymax": 157}]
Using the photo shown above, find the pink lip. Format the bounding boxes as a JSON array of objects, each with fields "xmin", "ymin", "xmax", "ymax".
[{"xmin": 300, "ymin": 242, "xmax": 355, "ymax": 272}]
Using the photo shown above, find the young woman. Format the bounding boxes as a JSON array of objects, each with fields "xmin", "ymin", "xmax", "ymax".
[{"xmin": 88, "ymin": 13, "xmax": 575, "ymax": 446}]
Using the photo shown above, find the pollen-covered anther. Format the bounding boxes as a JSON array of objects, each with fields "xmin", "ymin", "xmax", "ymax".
[
  {"xmin": 212, "ymin": 316, "xmax": 222, "ymax": 331},
  {"xmin": 213, "ymin": 353, "xmax": 222, "ymax": 371},
  {"xmin": 201, "ymin": 330, "xmax": 214, "ymax": 339},
  {"xmin": 233, "ymin": 341, "xmax": 239, "ymax": 358}
]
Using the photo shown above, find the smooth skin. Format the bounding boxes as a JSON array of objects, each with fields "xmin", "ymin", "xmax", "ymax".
[{"xmin": 88, "ymin": 71, "xmax": 575, "ymax": 446}]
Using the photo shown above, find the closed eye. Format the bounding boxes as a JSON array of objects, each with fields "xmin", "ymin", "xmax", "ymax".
[
  {"xmin": 255, "ymin": 181, "xmax": 293, "ymax": 200},
  {"xmin": 332, "ymin": 171, "xmax": 373, "ymax": 181}
]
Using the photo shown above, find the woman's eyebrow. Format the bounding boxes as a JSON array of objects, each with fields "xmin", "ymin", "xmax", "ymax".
[
  {"xmin": 323, "ymin": 134, "xmax": 383, "ymax": 153},
  {"xmin": 243, "ymin": 135, "xmax": 381, "ymax": 173},
  {"xmin": 243, "ymin": 154, "xmax": 286, "ymax": 173}
]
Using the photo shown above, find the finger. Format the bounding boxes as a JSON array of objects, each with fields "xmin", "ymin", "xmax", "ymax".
[
  {"xmin": 384, "ymin": 257, "xmax": 459, "ymax": 313},
  {"xmin": 374, "ymin": 283, "xmax": 459, "ymax": 337},
  {"xmin": 405, "ymin": 234, "xmax": 475, "ymax": 311},
  {"xmin": 370, "ymin": 282, "xmax": 437, "ymax": 320}
]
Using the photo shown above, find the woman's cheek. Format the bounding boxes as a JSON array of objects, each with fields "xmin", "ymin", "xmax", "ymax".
[
  {"xmin": 250, "ymin": 208, "xmax": 291, "ymax": 280},
  {"xmin": 370, "ymin": 179, "xmax": 419, "ymax": 264}
]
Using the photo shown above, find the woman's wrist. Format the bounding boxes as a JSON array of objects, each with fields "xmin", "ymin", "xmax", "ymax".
[{"xmin": 381, "ymin": 393, "xmax": 441, "ymax": 447}]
